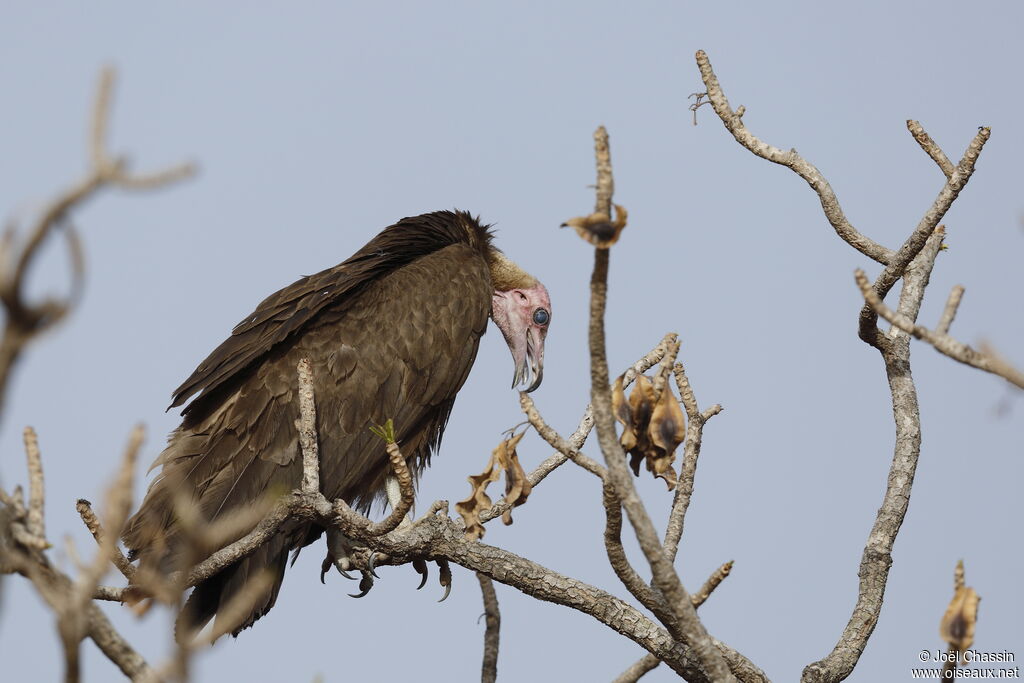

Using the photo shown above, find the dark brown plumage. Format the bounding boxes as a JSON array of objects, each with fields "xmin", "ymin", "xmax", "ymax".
[{"xmin": 122, "ymin": 210, "xmax": 550, "ymax": 640}]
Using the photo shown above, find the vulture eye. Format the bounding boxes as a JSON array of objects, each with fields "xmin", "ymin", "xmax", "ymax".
[{"xmin": 532, "ymin": 308, "xmax": 550, "ymax": 326}]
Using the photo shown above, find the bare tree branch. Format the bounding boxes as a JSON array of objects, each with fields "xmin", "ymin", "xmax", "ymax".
[
  {"xmin": 694, "ymin": 50, "xmax": 893, "ymax": 265},
  {"xmin": 801, "ymin": 177, "xmax": 946, "ymax": 683},
  {"xmin": 935, "ymin": 285, "xmax": 965, "ymax": 336},
  {"xmin": 693, "ymin": 48, "xmax": 1006, "ymax": 683},
  {"xmin": 613, "ymin": 560, "xmax": 736, "ymax": 683},
  {"xmin": 906, "ymin": 120, "xmax": 955, "ymax": 178},
  {"xmin": 1, "ymin": 433, "xmax": 154, "ymax": 680},
  {"xmin": 476, "ymin": 573, "xmax": 500, "ymax": 683},
  {"xmin": 76, "ymin": 499, "xmax": 135, "ymax": 581},
  {"xmin": 519, "ymin": 392, "xmax": 607, "ymax": 479},
  {"xmin": 479, "ymin": 333, "xmax": 676, "ymax": 525},
  {"xmin": 61, "ymin": 426, "xmax": 144, "ymax": 683},
  {"xmin": 663, "ymin": 362, "xmax": 721, "ymax": 561},
  {"xmin": 583, "ymin": 126, "xmax": 736, "ymax": 681},
  {"xmin": 855, "ymin": 269, "xmax": 1024, "ymax": 389}
]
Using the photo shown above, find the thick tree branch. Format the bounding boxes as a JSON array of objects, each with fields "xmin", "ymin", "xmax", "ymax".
[{"xmin": 802, "ymin": 212, "xmax": 945, "ymax": 683}]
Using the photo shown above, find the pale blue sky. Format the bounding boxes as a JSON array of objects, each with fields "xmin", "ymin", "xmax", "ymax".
[{"xmin": 1, "ymin": 2, "xmax": 1021, "ymax": 681}]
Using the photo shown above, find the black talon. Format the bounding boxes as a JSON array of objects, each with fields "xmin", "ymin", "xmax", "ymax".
[
  {"xmin": 348, "ymin": 571, "xmax": 374, "ymax": 598},
  {"xmin": 367, "ymin": 551, "xmax": 382, "ymax": 579},
  {"xmin": 321, "ymin": 555, "xmax": 357, "ymax": 583},
  {"xmin": 437, "ymin": 558, "xmax": 452, "ymax": 603},
  {"xmin": 413, "ymin": 558, "xmax": 428, "ymax": 590}
]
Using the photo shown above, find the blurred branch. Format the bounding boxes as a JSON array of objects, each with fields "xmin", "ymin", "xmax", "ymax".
[
  {"xmin": 0, "ymin": 428, "xmax": 154, "ymax": 681},
  {"xmin": 0, "ymin": 66, "xmax": 195, "ymax": 419}
]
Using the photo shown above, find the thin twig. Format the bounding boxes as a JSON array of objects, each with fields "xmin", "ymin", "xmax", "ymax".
[
  {"xmin": 935, "ymin": 285, "xmax": 965, "ymax": 336},
  {"xmin": 611, "ymin": 655, "xmax": 661, "ymax": 683},
  {"xmin": 76, "ymin": 499, "xmax": 135, "ymax": 580},
  {"xmin": 663, "ymin": 363, "xmax": 721, "ymax": 561},
  {"xmin": 691, "ymin": 560, "xmax": 734, "ymax": 609},
  {"xmin": 519, "ymin": 393, "xmax": 607, "ymax": 479},
  {"xmin": 907, "ymin": 120, "xmax": 955, "ymax": 178}
]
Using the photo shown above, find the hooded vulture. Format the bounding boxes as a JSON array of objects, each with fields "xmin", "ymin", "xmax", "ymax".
[{"xmin": 122, "ymin": 210, "xmax": 550, "ymax": 639}]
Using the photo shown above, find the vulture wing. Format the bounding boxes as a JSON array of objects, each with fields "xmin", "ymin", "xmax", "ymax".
[{"xmin": 123, "ymin": 212, "xmax": 494, "ymax": 639}]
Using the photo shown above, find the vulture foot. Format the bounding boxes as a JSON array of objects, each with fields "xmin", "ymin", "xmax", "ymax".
[{"xmin": 321, "ymin": 527, "xmax": 366, "ymax": 584}]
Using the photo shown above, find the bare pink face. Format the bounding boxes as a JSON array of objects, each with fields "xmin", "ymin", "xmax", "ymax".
[{"xmin": 491, "ymin": 282, "xmax": 551, "ymax": 392}]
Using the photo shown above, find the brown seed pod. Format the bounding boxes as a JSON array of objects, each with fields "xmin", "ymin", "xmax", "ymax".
[{"xmin": 560, "ymin": 204, "xmax": 628, "ymax": 248}]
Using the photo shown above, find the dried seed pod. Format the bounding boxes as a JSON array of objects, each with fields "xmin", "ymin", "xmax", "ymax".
[
  {"xmin": 940, "ymin": 586, "xmax": 980, "ymax": 652},
  {"xmin": 499, "ymin": 431, "xmax": 531, "ymax": 525},
  {"xmin": 646, "ymin": 379, "xmax": 686, "ymax": 490},
  {"xmin": 560, "ymin": 204, "xmax": 628, "ymax": 248},
  {"xmin": 454, "ymin": 431, "xmax": 531, "ymax": 539},
  {"xmin": 455, "ymin": 447, "xmax": 504, "ymax": 541},
  {"xmin": 613, "ymin": 373, "xmax": 637, "ymax": 455},
  {"xmin": 623, "ymin": 375, "xmax": 655, "ymax": 476}
]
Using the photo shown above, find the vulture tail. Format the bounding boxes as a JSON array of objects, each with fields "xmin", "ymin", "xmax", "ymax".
[{"xmin": 175, "ymin": 535, "xmax": 290, "ymax": 644}]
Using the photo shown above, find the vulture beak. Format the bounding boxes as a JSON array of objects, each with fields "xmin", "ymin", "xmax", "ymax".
[{"xmin": 491, "ymin": 283, "xmax": 551, "ymax": 393}]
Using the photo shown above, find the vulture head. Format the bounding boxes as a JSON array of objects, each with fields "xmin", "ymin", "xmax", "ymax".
[{"xmin": 488, "ymin": 251, "xmax": 551, "ymax": 392}]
